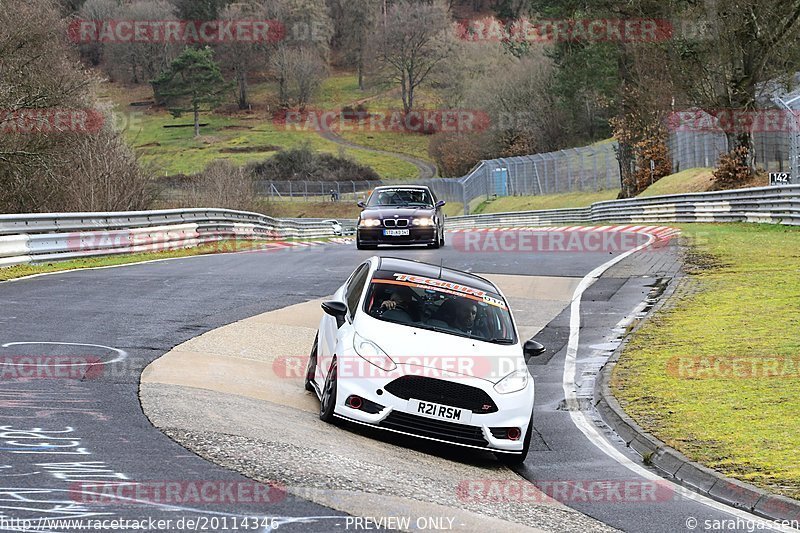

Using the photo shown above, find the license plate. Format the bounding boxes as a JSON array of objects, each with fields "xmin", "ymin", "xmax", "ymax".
[
  {"xmin": 384, "ymin": 229, "xmax": 410, "ymax": 236},
  {"xmin": 409, "ymin": 399, "xmax": 472, "ymax": 423}
]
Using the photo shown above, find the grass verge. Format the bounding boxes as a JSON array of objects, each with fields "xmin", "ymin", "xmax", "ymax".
[
  {"xmin": 473, "ymin": 190, "xmax": 620, "ymax": 214},
  {"xmin": 638, "ymin": 168, "xmax": 715, "ymax": 197},
  {"xmin": 611, "ymin": 223, "xmax": 800, "ymax": 499},
  {"xmin": 0, "ymin": 238, "xmax": 334, "ymax": 282}
]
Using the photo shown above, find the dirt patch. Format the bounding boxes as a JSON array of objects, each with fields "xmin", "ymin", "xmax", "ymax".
[
  {"xmin": 219, "ymin": 145, "xmax": 280, "ymax": 154},
  {"xmin": 683, "ymin": 249, "xmax": 727, "ymax": 273},
  {"xmin": 163, "ymin": 123, "xmax": 209, "ymax": 129}
]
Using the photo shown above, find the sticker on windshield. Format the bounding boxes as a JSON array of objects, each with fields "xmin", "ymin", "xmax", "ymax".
[{"xmin": 380, "ymin": 273, "xmax": 508, "ymax": 310}]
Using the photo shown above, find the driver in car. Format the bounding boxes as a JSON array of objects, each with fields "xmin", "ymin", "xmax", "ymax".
[
  {"xmin": 375, "ymin": 286, "xmax": 419, "ymax": 322},
  {"xmin": 453, "ymin": 301, "xmax": 487, "ymax": 338}
]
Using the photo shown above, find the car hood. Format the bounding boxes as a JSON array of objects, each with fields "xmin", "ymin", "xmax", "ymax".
[
  {"xmin": 355, "ymin": 315, "xmax": 524, "ymax": 383},
  {"xmin": 360, "ymin": 207, "xmax": 435, "ymax": 219}
]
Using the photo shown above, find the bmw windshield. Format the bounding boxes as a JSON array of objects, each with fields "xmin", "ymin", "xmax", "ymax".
[
  {"xmin": 363, "ymin": 271, "xmax": 517, "ymax": 345},
  {"xmin": 366, "ymin": 189, "xmax": 433, "ymax": 208}
]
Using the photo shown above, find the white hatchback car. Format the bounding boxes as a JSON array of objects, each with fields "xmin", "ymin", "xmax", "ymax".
[{"xmin": 305, "ymin": 257, "xmax": 544, "ymax": 464}]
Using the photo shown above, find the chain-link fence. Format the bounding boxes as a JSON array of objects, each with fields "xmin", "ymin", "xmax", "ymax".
[
  {"xmin": 666, "ymin": 97, "xmax": 800, "ymax": 176},
  {"xmin": 253, "ymin": 180, "xmax": 382, "ymax": 202},
  {"xmin": 160, "ymin": 179, "xmax": 384, "ymax": 204},
  {"xmin": 426, "ymin": 93, "xmax": 800, "ymax": 215},
  {"xmin": 423, "ymin": 142, "xmax": 621, "ymax": 214}
]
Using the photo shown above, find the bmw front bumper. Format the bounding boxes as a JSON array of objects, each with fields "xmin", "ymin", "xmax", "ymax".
[{"xmin": 357, "ymin": 227, "xmax": 437, "ymax": 246}]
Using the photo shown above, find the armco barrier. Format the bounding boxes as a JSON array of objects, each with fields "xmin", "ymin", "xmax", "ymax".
[
  {"xmin": 2, "ymin": 185, "xmax": 798, "ymax": 268},
  {"xmin": 445, "ymin": 185, "xmax": 800, "ymax": 229},
  {"xmin": 0, "ymin": 208, "xmax": 346, "ymax": 268}
]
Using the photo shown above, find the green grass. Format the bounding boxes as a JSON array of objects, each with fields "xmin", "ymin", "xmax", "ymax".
[
  {"xmin": 473, "ymin": 190, "xmax": 620, "ymax": 214},
  {"xmin": 257, "ymin": 200, "xmax": 362, "ymax": 219},
  {"xmin": 125, "ymin": 112, "xmax": 418, "ymax": 179},
  {"xmin": 612, "ymin": 223, "xmax": 800, "ymax": 499},
  {"xmin": 315, "ymin": 74, "xmax": 370, "ymax": 109},
  {"xmin": 103, "ymin": 75, "xmax": 420, "ymax": 180},
  {"xmin": 0, "ymin": 238, "xmax": 336, "ymax": 282},
  {"xmin": 464, "ymin": 166, "xmax": 739, "ymax": 215},
  {"xmin": 639, "ymin": 168, "xmax": 715, "ymax": 197},
  {"xmin": 338, "ymin": 130, "xmax": 434, "ymax": 163}
]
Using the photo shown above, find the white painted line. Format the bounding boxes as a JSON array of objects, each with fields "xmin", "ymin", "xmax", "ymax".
[
  {"xmin": 1, "ymin": 342, "xmax": 128, "ymax": 366},
  {"xmin": 561, "ymin": 231, "xmax": 799, "ymax": 532}
]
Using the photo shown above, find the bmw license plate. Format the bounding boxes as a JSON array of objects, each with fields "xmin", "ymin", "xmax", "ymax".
[
  {"xmin": 384, "ymin": 229, "xmax": 410, "ymax": 236},
  {"xmin": 409, "ymin": 399, "xmax": 472, "ymax": 423}
]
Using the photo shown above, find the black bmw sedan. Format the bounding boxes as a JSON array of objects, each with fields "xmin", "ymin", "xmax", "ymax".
[{"xmin": 356, "ymin": 186, "xmax": 446, "ymax": 249}]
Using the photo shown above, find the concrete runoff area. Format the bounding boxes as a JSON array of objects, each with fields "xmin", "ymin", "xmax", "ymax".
[{"xmin": 140, "ymin": 274, "xmax": 614, "ymax": 532}]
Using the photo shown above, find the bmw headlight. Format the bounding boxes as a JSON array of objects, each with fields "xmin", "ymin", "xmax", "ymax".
[
  {"xmin": 412, "ymin": 217, "xmax": 435, "ymax": 226},
  {"xmin": 359, "ymin": 218, "xmax": 381, "ymax": 227},
  {"xmin": 494, "ymin": 369, "xmax": 529, "ymax": 394},
  {"xmin": 353, "ymin": 332, "xmax": 396, "ymax": 371}
]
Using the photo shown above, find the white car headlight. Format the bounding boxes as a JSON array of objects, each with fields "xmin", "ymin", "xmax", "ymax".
[
  {"xmin": 412, "ymin": 217, "xmax": 435, "ymax": 226},
  {"xmin": 494, "ymin": 369, "xmax": 529, "ymax": 394},
  {"xmin": 353, "ymin": 332, "xmax": 396, "ymax": 371},
  {"xmin": 359, "ymin": 219, "xmax": 381, "ymax": 227}
]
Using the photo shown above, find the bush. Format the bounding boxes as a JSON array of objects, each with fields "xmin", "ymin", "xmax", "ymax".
[
  {"xmin": 184, "ymin": 160, "xmax": 255, "ymax": 211},
  {"xmin": 713, "ymin": 146, "xmax": 751, "ymax": 189},
  {"xmin": 246, "ymin": 145, "xmax": 379, "ymax": 182}
]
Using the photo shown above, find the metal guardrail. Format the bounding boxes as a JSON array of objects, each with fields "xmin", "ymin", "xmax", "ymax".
[
  {"xmin": 0, "ymin": 208, "xmax": 345, "ymax": 268},
  {"xmin": 445, "ymin": 185, "xmax": 800, "ymax": 229},
  {"xmin": 2, "ymin": 185, "xmax": 798, "ymax": 268}
]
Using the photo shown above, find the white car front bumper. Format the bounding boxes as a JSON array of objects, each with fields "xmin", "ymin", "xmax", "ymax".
[{"xmin": 331, "ymin": 365, "xmax": 535, "ymax": 454}]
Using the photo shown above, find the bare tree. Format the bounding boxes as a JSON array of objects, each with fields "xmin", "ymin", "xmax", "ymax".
[
  {"xmin": 369, "ymin": 0, "xmax": 455, "ymax": 114},
  {"xmin": 102, "ymin": 0, "xmax": 179, "ymax": 84},
  {"xmin": 329, "ymin": 0, "xmax": 380, "ymax": 90},
  {"xmin": 433, "ymin": 39, "xmax": 512, "ymax": 108},
  {"xmin": 270, "ymin": 0, "xmax": 332, "ymax": 108},
  {"xmin": 59, "ymin": 130, "xmax": 156, "ymax": 212},
  {"xmin": 216, "ymin": 0, "xmax": 283, "ymax": 109},
  {"xmin": 185, "ymin": 160, "xmax": 255, "ymax": 211},
  {"xmin": 671, "ymin": 0, "xmax": 800, "ymax": 173},
  {"xmin": 289, "ymin": 48, "xmax": 328, "ymax": 110},
  {"xmin": 466, "ymin": 52, "xmax": 568, "ymax": 156},
  {"xmin": 0, "ymin": 0, "xmax": 153, "ymax": 213},
  {"xmin": 76, "ymin": 0, "xmax": 117, "ymax": 66}
]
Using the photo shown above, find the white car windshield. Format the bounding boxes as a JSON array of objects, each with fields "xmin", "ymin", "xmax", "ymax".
[
  {"xmin": 367, "ymin": 189, "xmax": 433, "ymax": 207},
  {"xmin": 363, "ymin": 271, "xmax": 517, "ymax": 345}
]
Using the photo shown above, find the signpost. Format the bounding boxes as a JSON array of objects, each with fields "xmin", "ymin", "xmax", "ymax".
[{"xmin": 769, "ymin": 172, "xmax": 792, "ymax": 185}]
